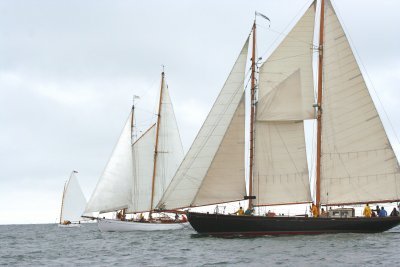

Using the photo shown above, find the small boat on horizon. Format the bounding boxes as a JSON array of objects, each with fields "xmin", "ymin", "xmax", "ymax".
[{"xmin": 58, "ymin": 170, "xmax": 87, "ymax": 228}]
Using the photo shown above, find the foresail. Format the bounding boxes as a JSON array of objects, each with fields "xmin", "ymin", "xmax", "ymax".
[
  {"xmin": 129, "ymin": 125, "xmax": 156, "ymax": 212},
  {"xmin": 61, "ymin": 172, "xmax": 87, "ymax": 222},
  {"xmin": 320, "ymin": 0, "xmax": 400, "ymax": 205},
  {"xmin": 191, "ymin": 97, "xmax": 246, "ymax": 206},
  {"xmin": 253, "ymin": 3, "xmax": 315, "ymax": 205},
  {"xmin": 157, "ymin": 39, "xmax": 249, "ymax": 210},
  {"xmin": 85, "ymin": 113, "xmax": 134, "ymax": 213},
  {"xmin": 152, "ymin": 85, "xmax": 184, "ymax": 210}
]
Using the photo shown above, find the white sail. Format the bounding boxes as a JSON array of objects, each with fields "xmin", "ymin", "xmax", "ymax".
[
  {"xmin": 254, "ymin": 121, "xmax": 312, "ymax": 205},
  {"xmin": 320, "ymin": 0, "xmax": 400, "ymax": 205},
  {"xmin": 61, "ymin": 172, "xmax": 87, "ymax": 222},
  {"xmin": 191, "ymin": 97, "xmax": 246, "ymax": 206},
  {"xmin": 253, "ymin": 4, "xmax": 315, "ymax": 205},
  {"xmin": 85, "ymin": 113, "xmax": 134, "ymax": 213},
  {"xmin": 129, "ymin": 125, "xmax": 156, "ymax": 212},
  {"xmin": 257, "ymin": 3, "xmax": 315, "ymax": 121},
  {"xmin": 157, "ymin": 39, "xmax": 249, "ymax": 209},
  {"xmin": 153, "ymin": 84, "xmax": 185, "ymax": 210}
]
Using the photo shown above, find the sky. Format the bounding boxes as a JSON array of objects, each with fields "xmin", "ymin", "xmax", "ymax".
[{"xmin": 1, "ymin": 0, "xmax": 400, "ymax": 224}]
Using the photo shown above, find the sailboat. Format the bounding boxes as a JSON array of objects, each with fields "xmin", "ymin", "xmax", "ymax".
[
  {"xmin": 59, "ymin": 170, "xmax": 87, "ymax": 227},
  {"xmin": 84, "ymin": 71, "xmax": 188, "ymax": 232},
  {"xmin": 156, "ymin": 0, "xmax": 400, "ymax": 235}
]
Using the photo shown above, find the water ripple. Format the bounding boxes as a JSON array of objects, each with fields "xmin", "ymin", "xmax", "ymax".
[{"xmin": 0, "ymin": 224, "xmax": 400, "ymax": 266}]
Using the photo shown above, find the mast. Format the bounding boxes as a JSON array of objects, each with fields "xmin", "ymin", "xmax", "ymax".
[
  {"xmin": 149, "ymin": 71, "xmax": 165, "ymax": 217},
  {"xmin": 315, "ymin": 0, "xmax": 325, "ymax": 208},
  {"xmin": 131, "ymin": 101, "xmax": 135, "ymax": 141},
  {"xmin": 248, "ymin": 21, "xmax": 256, "ymax": 209},
  {"xmin": 59, "ymin": 180, "xmax": 68, "ymax": 224},
  {"xmin": 121, "ymin": 97, "xmax": 135, "ymax": 217}
]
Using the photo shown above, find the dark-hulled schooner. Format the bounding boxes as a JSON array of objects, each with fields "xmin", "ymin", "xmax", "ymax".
[{"xmin": 156, "ymin": 0, "xmax": 400, "ymax": 235}]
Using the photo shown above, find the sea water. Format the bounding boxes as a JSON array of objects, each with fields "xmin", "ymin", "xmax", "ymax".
[{"xmin": 1, "ymin": 223, "xmax": 399, "ymax": 266}]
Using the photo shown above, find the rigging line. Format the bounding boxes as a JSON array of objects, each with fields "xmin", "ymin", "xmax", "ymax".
[
  {"xmin": 160, "ymin": 69, "xmax": 252, "ymax": 206},
  {"xmin": 312, "ymin": 32, "xmax": 319, "ymax": 101},
  {"xmin": 274, "ymin": 122, "xmax": 301, "ymax": 176},
  {"xmin": 257, "ymin": 24, "xmax": 318, "ymax": 49},
  {"xmin": 257, "ymin": 0, "xmax": 315, "ymax": 62},
  {"xmin": 333, "ymin": 3, "xmax": 400, "ymax": 151},
  {"xmin": 190, "ymin": 81, "xmax": 250, "ymax": 204},
  {"xmin": 178, "ymin": 67, "xmax": 252, "ymax": 169},
  {"xmin": 134, "ymin": 107, "xmax": 158, "ymax": 116},
  {"xmin": 171, "ymin": 72, "xmax": 249, "ymax": 206},
  {"xmin": 262, "ymin": 52, "xmax": 311, "ymax": 63},
  {"xmin": 159, "ymin": 65, "xmax": 252, "ymax": 207},
  {"xmin": 131, "ymin": 76, "xmax": 160, "ymax": 105}
]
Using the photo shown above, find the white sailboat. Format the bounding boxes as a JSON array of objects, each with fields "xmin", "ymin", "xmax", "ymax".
[
  {"xmin": 85, "ymin": 71, "xmax": 188, "ymax": 232},
  {"xmin": 157, "ymin": 0, "xmax": 400, "ymax": 235},
  {"xmin": 59, "ymin": 170, "xmax": 87, "ymax": 228}
]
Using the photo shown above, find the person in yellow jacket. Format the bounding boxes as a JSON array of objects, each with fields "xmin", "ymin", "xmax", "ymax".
[
  {"xmin": 363, "ymin": 203, "xmax": 372, "ymax": 217},
  {"xmin": 311, "ymin": 204, "xmax": 319, "ymax": 218},
  {"xmin": 233, "ymin": 206, "xmax": 244, "ymax": 216}
]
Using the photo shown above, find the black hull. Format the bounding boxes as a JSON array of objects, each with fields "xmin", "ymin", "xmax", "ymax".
[{"xmin": 188, "ymin": 212, "xmax": 400, "ymax": 236}]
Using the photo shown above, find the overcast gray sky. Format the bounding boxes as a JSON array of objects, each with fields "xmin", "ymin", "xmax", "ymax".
[{"xmin": 1, "ymin": 0, "xmax": 399, "ymax": 224}]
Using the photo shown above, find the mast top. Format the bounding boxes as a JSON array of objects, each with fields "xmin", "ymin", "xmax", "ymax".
[{"xmin": 161, "ymin": 64, "xmax": 165, "ymax": 75}]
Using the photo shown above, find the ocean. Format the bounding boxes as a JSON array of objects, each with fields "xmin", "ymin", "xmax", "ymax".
[{"xmin": 1, "ymin": 223, "xmax": 399, "ymax": 266}]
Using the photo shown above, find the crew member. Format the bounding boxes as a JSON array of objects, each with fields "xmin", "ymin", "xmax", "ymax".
[
  {"xmin": 363, "ymin": 203, "xmax": 372, "ymax": 218},
  {"xmin": 233, "ymin": 207, "xmax": 244, "ymax": 216},
  {"xmin": 379, "ymin": 207, "xmax": 387, "ymax": 217}
]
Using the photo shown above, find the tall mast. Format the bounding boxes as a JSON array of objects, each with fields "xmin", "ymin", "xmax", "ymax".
[
  {"xmin": 124, "ymin": 103, "xmax": 135, "ymax": 217},
  {"xmin": 315, "ymin": 0, "xmax": 325, "ymax": 208},
  {"xmin": 59, "ymin": 180, "xmax": 68, "ymax": 224},
  {"xmin": 248, "ymin": 21, "xmax": 256, "ymax": 209},
  {"xmin": 131, "ymin": 95, "xmax": 140, "ymax": 142},
  {"xmin": 131, "ymin": 105, "xmax": 135, "ymax": 136},
  {"xmin": 149, "ymin": 71, "xmax": 165, "ymax": 217}
]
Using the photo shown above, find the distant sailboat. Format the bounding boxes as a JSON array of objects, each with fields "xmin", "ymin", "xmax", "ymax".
[
  {"xmin": 59, "ymin": 170, "xmax": 87, "ymax": 227},
  {"xmin": 85, "ymin": 71, "xmax": 188, "ymax": 232},
  {"xmin": 157, "ymin": 0, "xmax": 400, "ymax": 235}
]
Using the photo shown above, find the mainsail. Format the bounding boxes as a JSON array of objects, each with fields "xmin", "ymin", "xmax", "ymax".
[
  {"xmin": 319, "ymin": 0, "xmax": 400, "ymax": 205},
  {"xmin": 130, "ymin": 125, "xmax": 156, "ymax": 212},
  {"xmin": 85, "ymin": 113, "xmax": 134, "ymax": 213},
  {"xmin": 60, "ymin": 171, "xmax": 87, "ymax": 223},
  {"xmin": 253, "ymin": 3, "xmax": 315, "ymax": 206},
  {"xmin": 153, "ymin": 84, "xmax": 185, "ymax": 210},
  {"xmin": 157, "ymin": 39, "xmax": 249, "ymax": 210}
]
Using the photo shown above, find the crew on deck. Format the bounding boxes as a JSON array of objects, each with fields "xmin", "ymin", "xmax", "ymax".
[
  {"xmin": 378, "ymin": 207, "xmax": 387, "ymax": 217},
  {"xmin": 116, "ymin": 210, "xmax": 126, "ymax": 221},
  {"xmin": 266, "ymin": 210, "xmax": 276, "ymax": 217},
  {"xmin": 311, "ymin": 203, "xmax": 319, "ymax": 218},
  {"xmin": 390, "ymin": 207, "xmax": 399, "ymax": 217},
  {"xmin": 233, "ymin": 206, "xmax": 244, "ymax": 216},
  {"xmin": 138, "ymin": 213, "xmax": 145, "ymax": 222},
  {"xmin": 244, "ymin": 208, "xmax": 254, "ymax": 216},
  {"xmin": 320, "ymin": 208, "xmax": 327, "ymax": 217},
  {"xmin": 363, "ymin": 203, "xmax": 372, "ymax": 218},
  {"xmin": 374, "ymin": 205, "xmax": 380, "ymax": 215}
]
